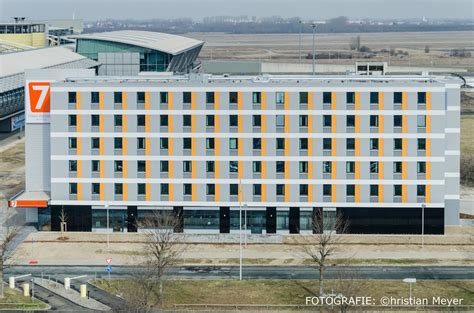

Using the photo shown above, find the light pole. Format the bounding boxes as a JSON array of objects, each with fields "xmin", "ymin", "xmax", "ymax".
[
  {"xmin": 298, "ymin": 20, "xmax": 302, "ymax": 64},
  {"xmin": 421, "ymin": 203, "xmax": 425, "ymax": 248},
  {"xmin": 105, "ymin": 201, "xmax": 109, "ymax": 248},
  {"xmin": 239, "ymin": 179, "xmax": 243, "ymax": 281},
  {"xmin": 311, "ymin": 23, "xmax": 317, "ymax": 75},
  {"xmin": 244, "ymin": 204, "xmax": 248, "ymax": 248}
]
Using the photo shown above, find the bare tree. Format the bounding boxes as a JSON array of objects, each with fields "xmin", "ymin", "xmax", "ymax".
[
  {"xmin": 0, "ymin": 206, "xmax": 19, "ymax": 298},
  {"xmin": 301, "ymin": 210, "xmax": 348, "ymax": 296},
  {"xmin": 58, "ymin": 208, "xmax": 68, "ymax": 240}
]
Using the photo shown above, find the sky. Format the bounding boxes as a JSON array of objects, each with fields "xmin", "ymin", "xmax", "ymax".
[{"xmin": 1, "ymin": 0, "xmax": 473, "ymax": 21}]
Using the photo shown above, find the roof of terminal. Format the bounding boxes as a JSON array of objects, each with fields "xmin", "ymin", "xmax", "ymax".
[{"xmin": 72, "ymin": 30, "xmax": 204, "ymax": 55}]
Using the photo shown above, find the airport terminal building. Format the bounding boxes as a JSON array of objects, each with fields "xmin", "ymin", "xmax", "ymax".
[{"xmin": 12, "ymin": 70, "xmax": 461, "ymax": 234}]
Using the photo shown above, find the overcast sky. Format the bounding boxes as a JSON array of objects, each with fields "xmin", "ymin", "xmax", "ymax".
[{"xmin": 1, "ymin": 0, "xmax": 473, "ymax": 21}]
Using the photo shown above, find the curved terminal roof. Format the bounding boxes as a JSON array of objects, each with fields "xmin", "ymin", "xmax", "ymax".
[{"xmin": 72, "ymin": 30, "xmax": 204, "ymax": 56}]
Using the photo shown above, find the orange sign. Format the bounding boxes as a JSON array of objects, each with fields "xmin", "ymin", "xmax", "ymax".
[
  {"xmin": 9, "ymin": 200, "xmax": 48, "ymax": 208},
  {"xmin": 28, "ymin": 82, "xmax": 51, "ymax": 113}
]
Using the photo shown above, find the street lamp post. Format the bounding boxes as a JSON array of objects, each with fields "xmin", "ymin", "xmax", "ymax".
[
  {"xmin": 239, "ymin": 179, "xmax": 243, "ymax": 281},
  {"xmin": 311, "ymin": 23, "xmax": 317, "ymax": 75},
  {"xmin": 421, "ymin": 203, "xmax": 425, "ymax": 248},
  {"xmin": 298, "ymin": 20, "xmax": 302, "ymax": 64},
  {"xmin": 244, "ymin": 204, "xmax": 248, "ymax": 248},
  {"xmin": 105, "ymin": 202, "xmax": 109, "ymax": 248}
]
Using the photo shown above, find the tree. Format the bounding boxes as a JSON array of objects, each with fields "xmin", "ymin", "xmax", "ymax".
[
  {"xmin": 58, "ymin": 208, "xmax": 68, "ymax": 240},
  {"xmin": 302, "ymin": 210, "xmax": 348, "ymax": 296},
  {"xmin": 0, "ymin": 206, "xmax": 20, "ymax": 298}
]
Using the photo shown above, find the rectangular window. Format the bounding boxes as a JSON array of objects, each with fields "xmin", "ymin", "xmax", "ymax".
[
  {"xmin": 252, "ymin": 92, "xmax": 261, "ymax": 104},
  {"xmin": 206, "ymin": 115, "xmax": 215, "ymax": 127},
  {"xmin": 370, "ymin": 138, "xmax": 379, "ymax": 150},
  {"xmin": 299, "ymin": 161, "xmax": 308, "ymax": 173},
  {"xmin": 394, "ymin": 92, "xmax": 402, "ymax": 104},
  {"xmin": 393, "ymin": 115, "xmax": 402, "ymax": 127},
  {"xmin": 394, "ymin": 185, "xmax": 402, "ymax": 197},
  {"xmin": 69, "ymin": 183, "xmax": 77, "ymax": 195},
  {"xmin": 91, "ymin": 115, "xmax": 100, "ymax": 127},
  {"xmin": 91, "ymin": 92, "xmax": 99, "ymax": 104},
  {"xmin": 114, "ymin": 115, "xmax": 123, "ymax": 127},
  {"xmin": 68, "ymin": 115, "xmax": 77, "ymax": 127},
  {"xmin": 206, "ymin": 161, "xmax": 215, "ymax": 173},
  {"xmin": 183, "ymin": 115, "xmax": 191, "ymax": 127},
  {"xmin": 323, "ymin": 184, "xmax": 332, "ymax": 196},
  {"xmin": 230, "ymin": 184, "xmax": 238, "ymax": 196},
  {"xmin": 300, "ymin": 138, "xmax": 308, "ymax": 150},
  {"xmin": 370, "ymin": 161, "xmax": 379, "ymax": 173},
  {"xmin": 370, "ymin": 92, "xmax": 379, "ymax": 104},
  {"xmin": 276, "ymin": 115, "xmax": 285, "ymax": 127},
  {"xmin": 91, "ymin": 137, "xmax": 100, "ymax": 149},
  {"xmin": 323, "ymin": 138, "xmax": 332, "ymax": 150},
  {"xmin": 138, "ymin": 183, "xmax": 146, "ymax": 195},
  {"xmin": 253, "ymin": 138, "xmax": 261, "ymax": 150},
  {"xmin": 253, "ymin": 184, "xmax": 262, "ymax": 196},
  {"xmin": 370, "ymin": 185, "xmax": 379, "ymax": 197},
  {"xmin": 299, "ymin": 184, "xmax": 308, "ymax": 196},
  {"xmin": 393, "ymin": 162, "xmax": 402, "ymax": 173},
  {"xmin": 253, "ymin": 161, "xmax": 261, "ymax": 173},
  {"xmin": 137, "ymin": 115, "xmax": 146, "ymax": 127},
  {"xmin": 160, "ymin": 92, "xmax": 168, "ymax": 104},
  {"xmin": 114, "ymin": 137, "xmax": 122, "ymax": 149},
  {"xmin": 229, "ymin": 138, "xmax": 238, "ymax": 150},
  {"xmin": 276, "ymin": 161, "xmax": 285, "ymax": 173},
  {"xmin": 323, "ymin": 161, "xmax": 332, "ymax": 173},
  {"xmin": 183, "ymin": 92, "xmax": 192, "ymax": 104},
  {"xmin": 276, "ymin": 138, "xmax": 285, "ymax": 150},
  {"xmin": 229, "ymin": 92, "xmax": 238, "ymax": 104},
  {"xmin": 276, "ymin": 92, "xmax": 285, "ymax": 104},
  {"xmin": 160, "ymin": 161, "xmax": 169, "ymax": 173},
  {"xmin": 299, "ymin": 92, "xmax": 308, "ymax": 104},
  {"xmin": 206, "ymin": 138, "xmax": 215, "ymax": 150},
  {"xmin": 394, "ymin": 138, "xmax": 402, "ymax": 150},
  {"xmin": 346, "ymin": 92, "xmax": 355, "ymax": 104},
  {"xmin": 370, "ymin": 115, "xmax": 379, "ymax": 127},
  {"xmin": 137, "ymin": 92, "xmax": 145, "ymax": 104},
  {"xmin": 91, "ymin": 160, "xmax": 100, "ymax": 172},
  {"xmin": 346, "ymin": 115, "xmax": 355, "ymax": 127},
  {"xmin": 346, "ymin": 138, "xmax": 355, "ymax": 150},
  {"xmin": 229, "ymin": 115, "xmax": 238, "ymax": 127},
  {"xmin": 323, "ymin": 92, "xmax": 332, "ymax": 104},
  {"xmin": 183, "ymin": 183, "xmax": 192, "ymax": 196},
  {"xmin": 114, "ymin": 161, "xmax": 123, "ymax": 172},
  {"xmin": 114, "ymin": 92, "xmax": 122, "ymax": 104},
  {"xmin": 137, "ymin": 160, "xmax": 146, "ymax": 173},
  {"xmin": 160, "ymin": 115, "xmax": 168, "ymax": 127},
  {"xmin": 137, "ymin": 137, "xmax": 145, "ymax": 150},
  {"xmin": 183, "ymin": 161, "xmax": 192, "ymax": 173},
  {"xmin": 417, "ymin": 185, "xmax": 426, "ymax": 197},
  {"xmin": 299, "ymin": 115, "xmax": 308, "ymax": 127},
  {"xmin": 418, "ymin": 138, "xmax": 426, "ymax": 150},
  {"xmin": 69, "ymin": 160, "xmax": 77, "ymax": 172},
  {"xmin": 161, "ymin": 183, "xmax": 169, "ymax": 195},
  {"xmin": 183, "ymin": 138, "xmax": 191, "ymax": 149},
  {"xmin": 417, "ymin": 161, "xmax": 426, "ymax": 173},
  {"xmin": 323, "ymin": 115, "xmax": 332, "ymax": 127},
  {"xmin": 160, "ymin": 138, "xmax": 169, "ymax": 149},
  {"xmin": 207, "ymin": 184, "xmax": 215, "ymax": 196},
  {"xmin": 346, "ymin": 184, "xmax": 355, "ymax": 196},
  {"xmin": 206, "ymin": 92, "xmax": 214, "ymax": 104},
  {"xmin": 92, "ymin": 183, "xmax": 100, "ymax": 195},
  {"xmin": 417, "ymin": 115, "xmax": 426, "ymax": 128},
  {"xmin": 253, "ymin": 115, "xmax": 261, "ymax": 127},
  {"xmin": 417, "ymin": 92, "xmax": 426, "ymax": 104},
  {"xmin": 346, "ymin": 161, "xmax": 355, "ymax": 174},
  {"xmin": 68, "ymin": 92, "xmax": 76, "ymax": 104},
  {"xmin": 276, "ymin": 184, "xmax": 285, "ymax": 196},
  {"xmin": 229, "ymin": 161, "xmax": 238, "ymax": 173}
]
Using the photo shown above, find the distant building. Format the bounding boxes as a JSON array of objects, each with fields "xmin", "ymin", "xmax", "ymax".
[{"xmin": 0, "ymin": 20, "xmax": 48, "ymax": 49}]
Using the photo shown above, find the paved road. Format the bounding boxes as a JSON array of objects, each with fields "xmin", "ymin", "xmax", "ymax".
[{"xmin": 6, "ymin": 265, "xmax": 474, "ymax": 280}]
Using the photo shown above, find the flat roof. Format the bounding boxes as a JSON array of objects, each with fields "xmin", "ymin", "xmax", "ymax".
[{"xmin": 73, "ymin": 30, "xmax": 204, "ymax": 56}]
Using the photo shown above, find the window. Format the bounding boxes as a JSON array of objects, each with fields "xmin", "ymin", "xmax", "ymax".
[
  {"xmin": 417, "ymin": 185, "xmax": 426, "ymax": 197},
  {"xmin": 206, "ymin": 161, "xmax": 215, "ymax": 173},
  {"xmin": 207, "ymin": 184, "xmax": 215, "ymax": 196},
  {"xmin": 137, "ymin": 160, "xmax": 146, "ymax": 173},
  {"xmin": 393, "ymin": 115, "xmax": 402, "ymax": 128},
  {"xmin": 206, "ymin": 115, "xmax": 215, "ymax": 127},
  {"xmin": 183, "ymin": 160, "xmax": 192, "ymax": 173},
  {"xmin": 138, "ymin": 183, "xmax": 146, "ymax": 195},
  {"xmin": 114, "ymin": 161, "xmax": 123, "ymax": 172},
  {"xmin": 183, "ymin": 138, "xmax": 191, "ymax": 149},
  {"xmin": 229, "ymin": 161, "xmax": 238, "ymax": 173},
  {"xmin": 253, "ymin": 115, "xmax": 261, "ymax": 127},
  {"xmin": 92, "ymin": 183, "xmax": 100, "ymax": 195},
  {"xmin": 253, "ymin": 184, "xmax": 262, "ymax": 196},
  {"xmin": 253, "ymin": 138, "xmax": 261, "ymax": 150},
  {"xmin": 206, "ymin": 92, "xmax": 214, "ymax": 104},
  {"xmin": 370, "ymin": 185, "xmax": 379, "ymax": 197},
  {"xmin": 346, "ymin": 138, "xmax": 355, "ymax": 150},
  {"xmin": 137, "ymin": 137, "xmax": 145, "ymax": 150},
  {"xmin": 276, "ymin": 115, "xmax": 285, "ymax": 127},
  {"xmin": 394, "ymin": 185, "xmax": 402, "ymax": 197},
  {"xmin": 417, "ymin": 115, "xmax": 426, "ymax": 128},
  {"xmin": 370, "ymin": 92, "xmax": 379, "ymax": 104},
  {"xmin": 252, "ymin": 92, "xmax": 261, "ymax": 104},
  {"xmin": 346, "ymin": 161, "xmax": 355, "ymax": 173},
  {"xmin": 394, "ymin": 92, "xmax": 402, "ymax": 104},
  {"xmin": 69, "ymin": 160, "xmax": 77, "ymax": 172},
  {"xmin": 230, "ymin": 184, "xmax": 239, "ymax": 196},
  {"xmin": 323, "ymin": 184, "xmax": 332, "ymax": 196},
  {"xmin": 137, "ymin": 115, "xmax": 146, "ymax": 127},
  {"xmin": 417, "ymin": 161, "xmax": 426, "ymax": 173},
  {"xmin": 137, "ymin": 92, "xmax": 145, "ymax": 104},
  {"xmin": 161, "ymin": 183, "xmax": 169, "ymax": 195},
  {"xmin": 229, "ymin": 92, "xmax": 238, "ymax": 104},
  {"xmin": 160, "ymin": 138, "xmax": 169, "ymax": 149},
  {"xmin": 323, "ymin": 138, "xmax": 332, "ymax": 150},
  {"xmin": 91, "ymin": 115, "xmax": 100, "ymax": 127},
  {"xmin": 276, "ymin": 138, "xmax": 285, "ymax": 150},
  {"xmin": 69, "ymin": 183, "xmax": 77, "ymax": 195},
  {"xmin": 346, "ymin": 115, "xmax": 355, "ymax": 127},
  {"xmin": 276, "ymin": 92, "xmax": 285, "ymax": 104},
  {"xmin": 299, "ymin": 161, "xmax": 308, "ymax": 173},
  {"xmin": 418, "ymin": 138, "xmax": 426, "ymax": 150},
  {"xmin": 300, "ymin": 138, "xmax": 308, "ymax": 150},
  {"xmin": 68, "ymin": 115, "xmax": 77, "ymax": 126},
  {"xmin": 346, "ymin": 184, "xmax": 355, "ymax": 196},
  {"xmin": 114, "ymin": 92, "xmax": 122, "ymax": 104},
  {"xmin": 229, "ymin": 115, "xmax": 238, "ymax": 127},
  {"xmin": 114, "ymin": 138, "xmax": 123, "ymax": 149},
  {"xmin": 276, "ymin": 161, "xmax": 285, "ymax": 173},
  {"xmin": 393, "ymin": 161, "xmax": 402, "ymax": 174},
  {"xmin": 160, "ymin": 161, "xmax": 169, "ymax": 172},
  {"xmin": 160, "ymin": 115, "xmax": 168, "ymax": 127},
  {"xmin": 114, "ymin": 115, "xmax": 122, "ymax": 127},
  {"xmin": 299, "ymin": 115, "xmax": 308, "ymax": 127},
  {"xmin": 253, "ymin": 161, "xmax": 261, "ymax": 173},
  {"xmin": 68, "ymin": 92, "xmax": 76, "ymax": 103},
  {"xmin": 229, "ymin": 138, "xmax": 238, "ymax": 150},
  {"xmin": 370, "ymin": 138, "xmax": 379, "ymax": 150},
  {"xmin": 370, "ymin": 161, "xmax": 379, "ymax": 173},
  {"xmin": 91, "ymin": 92, "xmax": 99, "ymax": 104},
  {"xmin": 323, "ymin": 92, "xmax": 332, "ymax": 104},
  {"xmin": 276, "ymin": 184, "xmax": 285, "ymax": 196},
  {"xmin": 346, "ymin": 92, "xmax": 355, "ymax": 104},
  {"xmin": 206, "ymin": 138, "xmax": 215, "ymax": 150},
  {"xmin": 299, "ymin": 184, "xmax": 308, "ymax": 196},
  {"xmin": 370, "ymin": 115, "xmax": 379, "ymax": 127},
  {"xmin": 92, "ymin": 160, "xmax": 100, "ymax": 172},
  {"xmin": 183, "ymin": 92, "xmax": 191, "ymax": 104},
  {"xmin": 394, "ymin": 138, "xmax": 402, "ymax": 150},
  {"xmin": 183, "ymin": 184, "xmax": 192, "ymax": 196},
  {"xmin": 323, "ymin": 115, "xmax": 332, "ymax": 127},
  {"xmin": 160, "ymin": 92, "xmax": 168, "ymax": 104},
  {"xmin": 91, "ymin": 137, "xmax": 100, "ymax": 149},
  {"xmin": 299, "ymin": 92, "xmax": 308, "ymax": 104},
  {"xmin": 183, "ymin": 115, "xmax": 191, "ymax": 127},
  {"xmin": 323, "ymin": 161, "xmax": 332, "ymax": 173},
  {"xmin": 417, "ymin": 92, "xmax": 426, "ymax": 104}
]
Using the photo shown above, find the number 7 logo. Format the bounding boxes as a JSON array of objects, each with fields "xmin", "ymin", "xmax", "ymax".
[{"xmin": 28, "ymin": 82, "xmax": 51, "ymax": 113}]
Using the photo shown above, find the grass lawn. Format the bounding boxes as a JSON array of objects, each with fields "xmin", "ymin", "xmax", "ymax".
[
  {"xmin": 94, "ymin": 278, "xmax": 474, "ymax": 310},
  {"xmin": 461, "ymin": 115, "xmax": 474, "ymax": 156},
  {"xmin": 0, "ymin": 287, "xmax": 48, "ymax": 310}
]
